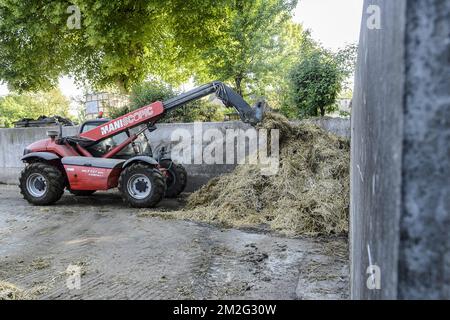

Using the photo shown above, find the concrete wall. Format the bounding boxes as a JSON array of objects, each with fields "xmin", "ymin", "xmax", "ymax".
[
  {"xmin": 148, "ymin": 121, "xmax": 252, "ymax": 191},
  {"xmin": 0, "ymin": 118, "xmax": 349, "ymax": 191},
  {"xmin": 351, "ymin": 0, "xmax": 450, "ymax": 299},
  {"xmin": 0, "ymin": 126, "xmax": 79, "ymax": 186},
  {"xmin": 399, "ymin": 0, "xmax": 450, "ymax": 299},
  {"xmin": 299, "ymin": 117, "xmax": 350, "ymax": 139}
]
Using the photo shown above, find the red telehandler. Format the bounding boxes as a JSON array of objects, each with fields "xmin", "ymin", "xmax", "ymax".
[{"xmin": 19, "ymin": 81, "xmax": 265, "ymax": 208}]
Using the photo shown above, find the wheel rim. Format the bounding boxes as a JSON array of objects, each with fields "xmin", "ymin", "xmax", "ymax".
[
  {"xmin": 26, "ymin": 173, "xmax": 47, "ymax": 198},
  {"xmin": 127, "ymin": 174, "xmax": 152, "ymax": 200}
]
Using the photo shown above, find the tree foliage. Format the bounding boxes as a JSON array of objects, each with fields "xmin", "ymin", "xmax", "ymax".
[
  {"xmin": 333, "ymin": 43, "xmax": 358, "ymax": 91},
  {"xmin": 0, "ymin": 0, "xmax": 302, "ymax": 111},
  {"xmin": 282, "ymin": 37, "xmax": 357, "ymax": 119},
  {"xmin": 290, "ymin": 49, "xmax": 341, "ymax": 117},
  {"xmin": 164, "ymin": 100, "xmax": 225, "ymax": 123},
  {"xmin": 0, "ymin": 0, "xmax": 357, "ymax": 122},
  {"xmin": 0, "ymin": 89, "xmax": 71, "ymax": 127},
  {"xmin": 198, "ymin": 0, "xmax": 298, "ymax": 100},
  {"xmin": 0, "ymin": 0, "xmax": 229, "ymax": 92},
  {"xmin": 260, "ymin": 21, "xmax": 305, "ymax": 109}
]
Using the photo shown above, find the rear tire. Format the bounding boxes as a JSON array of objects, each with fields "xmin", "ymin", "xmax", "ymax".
[
  {"xmin": 159, "ymin": 159, "xmax": 187, "ymax": 198},
  {"xmin": 69, "ymin": 190, "xmax": 96, "ymax": 196},
  {"xmin": 19, "ymin": 162, "xmax": 65, "ymax": 205},
  {"xmin": 118, "ymin": 163, "xmax": 166, "ymax": 208}
]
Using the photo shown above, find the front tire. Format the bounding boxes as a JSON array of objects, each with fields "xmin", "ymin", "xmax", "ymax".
[
  {"xmin": 19, "ymin": 162, "xmax": 65, "ymax": 205},
  {"xmin": 118, "ymin": 163, "xmax": 166, "ymax": 208},
  {"xmin": 159, "ymin": 159, "xmax": 187, "ymax": 198}
]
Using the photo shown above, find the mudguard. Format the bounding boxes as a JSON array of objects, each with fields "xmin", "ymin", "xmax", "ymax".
[
  {"xmin": 21, "ymin": 152, "xmax": 60, "ymax": 162},
  {"xmin": 122, "ymin": 156, "xmax": 159, "ymax": 168}
]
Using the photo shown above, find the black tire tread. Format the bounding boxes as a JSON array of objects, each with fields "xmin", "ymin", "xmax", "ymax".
[
  {"xmin": 19, "ymin": 162, "xmax": 65, "ymax": 205},
  {"xmin": 118, "ymin": 163, "xmax": 165, "ymax": 208},
  {"xmin": 159, "ymin": 160, "xmax": 187, "ymax": 198}
]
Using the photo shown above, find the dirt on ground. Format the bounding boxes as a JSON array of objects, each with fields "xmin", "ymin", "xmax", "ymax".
[{"xmin": 0, "ymin": 185, "xmax": 348, "ymax": 300}]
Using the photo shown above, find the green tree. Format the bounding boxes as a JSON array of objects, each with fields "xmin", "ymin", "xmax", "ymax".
[
  {"xmin": 163, "ymin": 99, "xmax": 225, "ymax": 123},
  {"xmin": 258, "ymin": 21, "xmax": 304, "ymax": 109},
  {"xmin": 198, "ymin": 0, "xmax": 298, "ymax": 99},
  {"xmin": 283, "ymin": 37, "xmax": 357, "ymax": 119},
  {"xmin": 108, "ymin": 80, "xmax": 175, "ymax": 119},
  {"xmin": 0, "ymin": 1, "xmax": 230, "ymax": 92},
  {"xmin": 288, "ymin": 48, "xmax": 341, "ymax": 117},
  {"xmin": 0, "ymin": 89, "xmax": 71, "ymax": 127},
  {"xmin": 334, "ymin": 43, "xmax": 358, "ymax": 92}
]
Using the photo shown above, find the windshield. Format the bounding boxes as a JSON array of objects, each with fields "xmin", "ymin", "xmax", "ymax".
[
  {"xmin": 83, "ymin": 124, "xmax": 152, "ymax": 159},
  {"xmin": 82, "ymin": 123, "xmax": 103, "ymax": 132}
]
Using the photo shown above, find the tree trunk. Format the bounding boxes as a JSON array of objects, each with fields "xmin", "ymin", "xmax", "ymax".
[
  {"xmin": 234, "ymin": 76, "xmax": 243, "ymax": 97},
  {"xmin": 115, "ymin": 77, "xmax": 129, "ymax": 94},
  {"xmin": 309, "ymin": 106, "xmax": 318, "ymax": 117},
  {"xmin": 319, "ymin": 105, "xmax": 325, "ymax": 117}
]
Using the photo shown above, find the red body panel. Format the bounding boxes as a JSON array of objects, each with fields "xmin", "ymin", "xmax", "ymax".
[
  {"xmin": 80, "ymin": 101, "xmax": 164, "ymax": 141},
  {"xmin": 64, "ymin": 165, "xmax": 121, "ymax": 190},
  {"xmin": 25, "ymin": 102, "xmax": 166, "ymax": 192},
  {"xmin": 27, "ymin": 138, "xmax": 80, "ymax": 157}
]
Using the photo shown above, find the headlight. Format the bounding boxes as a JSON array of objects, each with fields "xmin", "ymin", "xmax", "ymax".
[{"xmin": 23, "ymin": 148, "xmax": 32, "ymax": 156}]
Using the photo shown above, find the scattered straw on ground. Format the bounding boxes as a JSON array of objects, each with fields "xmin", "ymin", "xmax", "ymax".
[
  {"xmin": 0, "ymin": 281, "xmax": 29, "ymax": 300},
  {"xmin": 177, "ymin": 112, "xmax": 350, "ymax": 237},
  {"xmin": 30, "ymin": 258, "xmax": 51, "ymax": 270}
]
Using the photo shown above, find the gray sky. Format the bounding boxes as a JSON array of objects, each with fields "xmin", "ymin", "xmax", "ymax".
[
  {"xmin": 293, "ymin": 0, "xmax": 363, "ymax": 50},
  {"xmin": 0, "ymin": 0, "xmax": 364, "ymax": 99}
]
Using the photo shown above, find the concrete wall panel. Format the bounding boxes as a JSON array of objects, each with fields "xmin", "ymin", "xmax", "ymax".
[
  {"xmin": 351, "ymin": 0, "xmax": 449, "ymax": 299},
  {"xmin": 0, "ymin": 119, "xmax": 349, "ymax": 192}
]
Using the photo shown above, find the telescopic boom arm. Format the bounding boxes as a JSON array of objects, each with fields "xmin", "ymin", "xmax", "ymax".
[
  {"xmin": 79, "ymin": 81, "xmax": 265, "ymax": 143},
  {"xmin": 163, "ymin": 81, "xmax": 265, "ymax": 125}
]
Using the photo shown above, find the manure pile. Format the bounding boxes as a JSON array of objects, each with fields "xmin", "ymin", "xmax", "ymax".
[{"xmin": 177, "ymin": 113, "xmax": 350, "ymax": 237}]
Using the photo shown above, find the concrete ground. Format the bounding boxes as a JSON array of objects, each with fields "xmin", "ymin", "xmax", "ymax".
[{"xmin": 0, "ymin": 184, "xmax": 349, "ymax": 300}]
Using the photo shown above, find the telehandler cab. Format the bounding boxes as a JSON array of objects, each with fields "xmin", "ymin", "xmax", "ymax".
[{"xmin": 19, "ymin": 81, "xmax": 265, "ymax": 208}]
